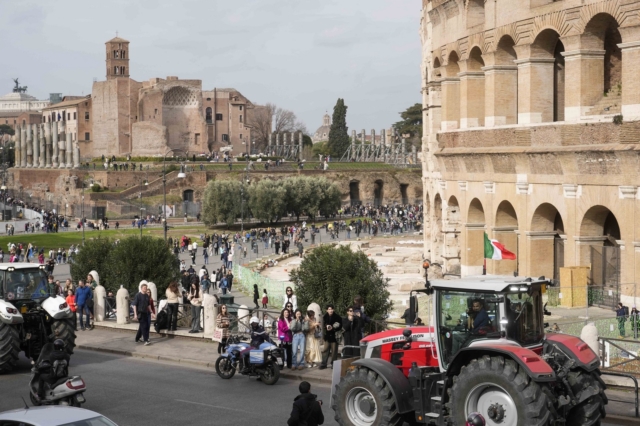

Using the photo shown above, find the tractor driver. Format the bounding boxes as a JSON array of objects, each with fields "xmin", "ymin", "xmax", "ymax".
[{"xmin": 452, "ymin": 298, "xmax": 489, "ymax": 354}]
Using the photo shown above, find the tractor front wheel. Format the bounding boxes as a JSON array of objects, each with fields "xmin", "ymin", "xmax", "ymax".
[
  {"xmin": 566, "ymin": 369, "xmax": 607, "ymax": 426},
  {"xmin": 0, "ymin": 322, "xmax": 20, "ymax": 374},
  {"xmin": 332, "ymin": 367, "xmax": 403, "ymax": 426},
  {"xmin": 448, "ymin": 355, "xmax": 556, "ymax": 426}
]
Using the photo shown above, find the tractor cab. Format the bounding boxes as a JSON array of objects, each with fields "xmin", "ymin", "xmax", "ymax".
[{"xmin": 430, "ymin": 277, "xmax": 548, "ymax": 369}]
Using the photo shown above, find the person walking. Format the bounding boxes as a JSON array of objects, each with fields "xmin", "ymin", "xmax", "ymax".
[
  {"xmin": 253, "ymin": 284, "xmax": 260, "ymax": 309},
  {"xmin": 132, "ymin": 283, "xmax": 151, "ymax": 345},
  {"xmin": 631, "ymin": 306, "xmax": 640, "ymax": 338},
  {"xmin": 262, "ymin": 289, "xmax": 269, "ymax": 308},
  {"xmin": 616, "ymin": 302, "xmax": 628, "ymax": 338},
  {"xmin": 216, "ymin": 304, "xmax": 231, "ymax": 354},
  {"xmin": 305, "ymin": 310, "xmax": 322, "ymax": 368},
  {"xmin": 165, "ymin": 281, "xmax": 180, "ymax": 331},
  {"xmin": 188, "ymin": 282, "xmax": 203, "ymax": 333},
  {"xmin": 290, "ymin": 309, "xmax": 309, "ymax": 370},
  {"xmin": 278, "ymin": 308, "xmax": 293, "ymax": 369},
  {"xmin": 342, "ymin": 306, "xmax": 362, "ymax": 358},
  {"xmin": 286, "ymin": 381, "xmax": 324, "ymax": 426},
  {"xmin": 319, "ymin": 304, "xmax": 342, "ymax": 370},
  {"xmin": 75, "ymin": 280, "xmax": 92, "ymax": 331}
]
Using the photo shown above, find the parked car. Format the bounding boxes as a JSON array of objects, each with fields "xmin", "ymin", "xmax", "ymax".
[{"xmin": 0, "ymin": 406, "xmax": 118, "ymax": 426}]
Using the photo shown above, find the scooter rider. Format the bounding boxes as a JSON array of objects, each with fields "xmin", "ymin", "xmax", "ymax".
[
  {"xmin": 240, "ymin": 317, "xmax": 270, "ymax": 373},
  {"xmin": 34, "ymin": 338, "xmax": 70, "ymax": 402}
]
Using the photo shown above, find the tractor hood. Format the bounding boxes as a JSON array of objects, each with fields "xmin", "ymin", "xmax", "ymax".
[
  {"xmin": 361, "ymin": 326, "xmax": 435, "ymax": 347},
  {"xmin": 41, "ymin": 295, "xmax": 72, "ymax": 320},
  {"xmin": 0, "ymin": 299, "xmax": 23, "ymax": 324}
]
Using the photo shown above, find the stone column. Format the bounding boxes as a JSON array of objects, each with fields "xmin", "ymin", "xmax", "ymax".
[
  {"xmin": 440, "ymin": 77, "xmax": 461, "ymax": 131},
  {"xmin": 14, "ymin": 125, "xmax": 21, "ymax": 169},
  {"xmin": 350, "ymin": 130, "xmax": 357, "ymax": 160},
  {"xmin": 44, "ymin": 122, "xmax": 52, "ymax": 168},
  {"xmin": 298, "ymin": 131, "xmax": 303, "ymax": 160},
  {"xmin": 401, "ymin": 137, "xmax": 407, "ymax": 164},
  {"xmin": 618, "ymin": 41, "xmax": 640, "ymax": 119},
  {"xmin": 561, "ymin": 49, "xmax": 605, "ymax": 121},
  {"xmin": 32, "ymin": 124, "xmax": 39, "ymax": 168},
  {"xmin": 515, "ymin": 58, "xmax": 556, "ymax": 124},
  {"xmin": 371, "ymin": 129, "xmax": 376, "ymax": 160},
  {"xmin": 66, "ymin": 131, "xmax": 73, "ymax": 168},
  {"xmin": 58, "ymin": 124, "xmax": 66, "ymax": 169},
  {"xmin": 21, "ymin": 123, "xmax": 27, "ymax": 168},
  {"xmin": 39, "ymin": 124, "xmax": 45, "ymax": 168},
  {"xmin": 73, "ymin": 140, "xmax": 80, "ymax": 169},
  {"xmin": 381, "ymin": 129, "xmax": 386, "ymax": 163},
  {"xmin": 459, "ymin": 71, "xmax": 485, "ymax": 128},
  {"xmin": 482, "ymin": 65, "xmax": 518, "ymax": 127},
  {"xmin": 26, "ymin": 124, "xmax": 33, "ymax": 168},
  {"xmin": 412, "ymin": 143, "xmax": 417, "ymax": 164},
  {"xmin": 361, "ymin": 129, "xmax": 366, "ymax": 145},
  {"xmin": 52, "ymin": 122, "xmax": 59, "ymax": 168}
]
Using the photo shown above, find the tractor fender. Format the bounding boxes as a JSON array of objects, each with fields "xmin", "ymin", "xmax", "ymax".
[
  {"xmin": 447, "ymin": 344, "xmax": 556, "ymax": 382},
  {"xmin": 545, "ymin": 334, "xmax": 600, "ymax": 372},
  {"xmin": 41, "ymin": 295, "xmax": 73, "ymax": 320},
  {"xmin": 0, "ymin": 299, "xmax": 23, "ymax": 324},
  {"xmin": 351, "ymin": 358, "xmax": 415, "ymax": 414}
]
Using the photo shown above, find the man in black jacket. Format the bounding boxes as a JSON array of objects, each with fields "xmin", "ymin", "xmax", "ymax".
[
  {"xmin": 287, "ymin": 381, "xmax": 324, "ymax": 426},
  {"xmin": 319, "ymin": 304, "xmax": 342, "ymax": 370}
]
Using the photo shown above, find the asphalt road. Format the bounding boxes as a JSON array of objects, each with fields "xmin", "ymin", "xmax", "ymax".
[{"xmin": 0, "ymin": 350, "xmax": 339, "ymax": 426}]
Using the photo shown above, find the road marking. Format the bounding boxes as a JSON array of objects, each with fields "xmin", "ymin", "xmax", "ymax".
[{"xmin": 175, "ymin": 399, "xmax": 253, "ymax": 414}]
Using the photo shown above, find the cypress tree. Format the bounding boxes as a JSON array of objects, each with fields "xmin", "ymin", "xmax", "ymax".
[{"xmin": 327, "ymin": 98, "xmax": 350, "ymax": 157}]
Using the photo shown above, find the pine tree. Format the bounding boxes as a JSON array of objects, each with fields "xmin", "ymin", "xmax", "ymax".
[{"xmin": 327, "ymin": 98, "xmax": 350, "ymax": 157}]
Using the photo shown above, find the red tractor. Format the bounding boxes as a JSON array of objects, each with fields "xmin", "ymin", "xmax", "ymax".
[{"xmin": 331, "ymin": 267, "xmax": 607, "ymax": 426}]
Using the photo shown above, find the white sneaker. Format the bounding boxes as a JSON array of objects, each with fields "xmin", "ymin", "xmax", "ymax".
[{"xmin": 144, "ymin": 341, "xmax": 151, "ymax": 346}]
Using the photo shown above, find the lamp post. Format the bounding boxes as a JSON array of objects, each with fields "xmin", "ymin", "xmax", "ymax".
[
  {"xmin": 81, "ymin": 174, "xmax": 95, "ymax": 245},
  {"xmin": 139, "ymin": 175, "xmax": 148, "ymax": 239},
  {"xmin": 162, "ymin": 149, "xmax": 187, "ymax": 242}
]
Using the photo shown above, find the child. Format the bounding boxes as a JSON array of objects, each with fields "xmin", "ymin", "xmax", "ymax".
[{"xmin": 262, "ymin": 289, "xmax": 269, "ymax": 308}]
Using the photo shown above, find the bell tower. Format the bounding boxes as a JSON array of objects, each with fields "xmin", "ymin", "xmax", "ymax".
[{"xmin": 105, "ymin": 35, "xmax": 130, "ymax": 80}]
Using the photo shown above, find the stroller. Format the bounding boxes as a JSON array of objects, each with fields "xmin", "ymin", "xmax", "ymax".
[{"xmin": 154, "ymin": 307, "xmax": 169, "ymax": 333}]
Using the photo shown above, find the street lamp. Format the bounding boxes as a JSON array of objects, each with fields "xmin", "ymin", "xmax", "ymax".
[
  {"xmin": 82, "ymin": 174, "xmax": 95, "ymax": 244},
  {"xmin": 162, "ymin": 149, "xmax": 187, "ymax": 242},
  {"xmin": 139, "ymin": 176, "xmax": 149, "ymax": 239}
]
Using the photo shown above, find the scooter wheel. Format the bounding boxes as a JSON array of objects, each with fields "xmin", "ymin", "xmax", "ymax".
[{"xmin": 29, "ymin": 393, "xmax": 41, "ymax": 407}]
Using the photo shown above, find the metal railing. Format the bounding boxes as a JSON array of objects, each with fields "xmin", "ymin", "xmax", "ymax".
[{"xmin": 600, "ymin": 371, "xmax": 639, "ymax": 418}]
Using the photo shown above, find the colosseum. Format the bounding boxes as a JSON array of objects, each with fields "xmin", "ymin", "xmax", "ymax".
[{"xmin": 420, "ymin": 0, "xmax": 640, "ymax": 305}]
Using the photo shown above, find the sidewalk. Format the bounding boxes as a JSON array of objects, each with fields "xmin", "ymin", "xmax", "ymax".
[{"xmin": 76, "ymin": 327, "xmax": 333, "ymax": 384}]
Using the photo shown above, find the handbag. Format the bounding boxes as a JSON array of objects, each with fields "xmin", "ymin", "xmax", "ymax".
[
  {"xmin": 314, "ymin": 328, "xmax": 322, "ymax": 339},
  {"xmin": 86, "ymin": 298, "xmax": 94, "ymax": 309}
]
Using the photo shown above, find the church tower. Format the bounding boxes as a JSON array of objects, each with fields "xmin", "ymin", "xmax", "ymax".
[{"xmin": 105, "ymin": 35, "xmax": 130, "ymax": 80}]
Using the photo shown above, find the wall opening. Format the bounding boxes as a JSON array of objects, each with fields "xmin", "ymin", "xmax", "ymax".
[
  {"xmin": 349, "ymin": 181, "xmax": 360, "ymax": 206},
  {"xmin": 183, "ymin": 189, "xmax": 194, "ymax": 202},
  {"xmin": 400, "ymin": 184, "xmax": 409, "ymax": 205},
  {"xmin": 373, "ymin": 180, "xmax": 384, "ymax": 207},
  {"xmin": 554, "ymin": 40, "xmax": 565, "ymax": 122}
]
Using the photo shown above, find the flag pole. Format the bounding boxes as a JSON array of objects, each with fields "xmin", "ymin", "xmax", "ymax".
[{"xmin": 482, "ymin": 258, "xmax": 486, "ymax": 275}]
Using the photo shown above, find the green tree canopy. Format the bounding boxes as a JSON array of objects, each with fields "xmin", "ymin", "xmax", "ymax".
[
  {"xmin": 290, "ymin": 245, "xmax": 392, "ymax": 321},
  {"xmin": 327, "ymin": 98, "xmax": 350, "ymax": 157},
  {"xmin": 70, "ymin": 236, "xmax": 179, "ymax": 296},
  {"xmin": 393, "ymin": 103, "xmax": 423, "ymax": 149},
  {"xmin": 248, "ymin": 179, "xmax": 287, "ymax": 223},
  {"xmin": 202, "ymin": 179, "xmax": 243, "ymax": 227},
  {"xmin": 0, "ymin": 125, "xmax": 15, "ymax": 136}
]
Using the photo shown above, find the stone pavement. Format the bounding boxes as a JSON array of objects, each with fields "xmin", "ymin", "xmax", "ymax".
[{"xmin": 75, "ymin": 327, "xmax": 333, "ymax": 384}]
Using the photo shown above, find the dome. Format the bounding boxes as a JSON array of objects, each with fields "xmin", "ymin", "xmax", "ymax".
[{"xmin": 312, "ymin": 113, "xmax": 332, "ymax": 143}]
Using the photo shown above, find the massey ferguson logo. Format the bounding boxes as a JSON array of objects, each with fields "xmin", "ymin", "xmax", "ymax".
[{"xmin": 382, "ymin": 337, "xmax": 400, "ymax": 343}]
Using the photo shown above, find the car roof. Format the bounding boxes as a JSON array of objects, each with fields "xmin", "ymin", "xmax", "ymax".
[
  {"xmin": 430, "ymin": 275, "xmax": 548, "ymax": 293},
  {"xmin": 0, "ymin": 406, "xmax": 105, "ymax": 424}
]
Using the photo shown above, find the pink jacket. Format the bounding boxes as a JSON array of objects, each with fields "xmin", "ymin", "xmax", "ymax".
[{"xmin": 278, "ymin": 318, "xmax": 292, "ymax": 343}]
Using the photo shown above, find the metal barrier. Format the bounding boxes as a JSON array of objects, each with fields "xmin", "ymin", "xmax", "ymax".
[{"xmin": 600, "ymin": 371, "xmax": 639, "ymax": 418}]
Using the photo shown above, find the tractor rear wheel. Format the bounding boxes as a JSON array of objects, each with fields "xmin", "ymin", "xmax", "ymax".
[
  {"xmin": 52, "ymin": 319, "xmax": 76, "ymax": 355},
  {"xmin": 0, "ymin": 322, "xmax": 20, "ymax": 374},
  {"xmin": 332, "ymin": 367, "xmax": 403, "ymax": 426},
  {"xmin": 566, "ymin": 369, "xmax": 607, "ymax": 426},
  {"xmin": 448, "ymin": 355, "xmax": 555, "ymax": 426}
]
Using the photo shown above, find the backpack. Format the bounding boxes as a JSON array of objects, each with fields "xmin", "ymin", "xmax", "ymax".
[
  {"xmin": 52, "ymin": 359, "xmax": 68, "ymax": 379},
  {"xmin": 624, "ymin": 306, "xmax": 630, "ymax": 316}
]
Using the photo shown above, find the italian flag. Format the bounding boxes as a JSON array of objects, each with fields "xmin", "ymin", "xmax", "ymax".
[{"xmin": 484, "ymin": 232, "xmax": 516, "ymax": 260}]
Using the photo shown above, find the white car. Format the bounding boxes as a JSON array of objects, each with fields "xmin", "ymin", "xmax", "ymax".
[{"xmin": 0, "ymin": 406, "xmax": 118, "ymax": 426}]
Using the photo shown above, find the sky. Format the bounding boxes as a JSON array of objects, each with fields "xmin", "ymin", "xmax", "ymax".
[{"xmin": 0, "ymin": 0, "xmax": 422, "ymax": 134}]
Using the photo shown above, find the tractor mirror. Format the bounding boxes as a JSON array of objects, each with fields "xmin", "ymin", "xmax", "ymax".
[{"xmin": 486, "ymin": 297, "xmax": 504, "ymax": 303}]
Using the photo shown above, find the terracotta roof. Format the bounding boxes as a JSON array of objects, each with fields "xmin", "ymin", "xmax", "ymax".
[
  {"xmin": 106, "ymin": 36, "xmax": 129, "ymax": 43},
  {"xmin": 42, "ymin": 96, "xmax": 90, "ymax": 110}
]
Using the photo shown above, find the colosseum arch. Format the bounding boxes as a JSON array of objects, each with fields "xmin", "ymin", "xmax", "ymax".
[
  {"xmin": 461, "ymin": 46, "xmax": 485, "ymax": 128},
  {"xmin": 579, "ymin": 205, "xmax": 622, "ymax": 289},
  {"xmin": 494, "ymin": 201, "xmax": 518, "ymax": 275},
  {"xmin": 465, "ymin": 198, "xmax": 486, "ymax": 274},
  {"xmin": 432, "ymin": 57, "xmax": 442, "ymax": 79},
  {"xmin": 441, "ymin": 51, "xmax": 461, "ymax": 131},
  {"xmin": 530, "ymin": 203, "xmax": 565, "ymax": 281},
  {"xmin": 432, "ymin": 194, "xmax": 444, "ymax": 263},
  {"xmin": 529, "ymin": 29, "xmax": 565, "ymax": 122},
  {"xmin": 485, "ymin": 35, "xmax": 518, "ymax": 126}
]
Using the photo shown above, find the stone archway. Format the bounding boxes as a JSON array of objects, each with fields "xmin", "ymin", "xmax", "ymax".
[
  {"xmin": 373, "ymin": 180, "xmax": 384, "ymax": 206},
  {"xmin": 465, "ymin": 198, "xmax": 485, "ymax": 275},
  {"xmin": 493, "ymin": 200, "xmax": 518, "ymax": 275},
  {"xmin": 349, "ymin": 181, "xmax": 360, "ymax": 206},
  {"xmin": 183, "ymin": 189, "xmax": 194, "ymax": 202},
  {"xmin": 432, "ymin": 193, "xmax": 444, "ymax": 265},
  {"xmin": 530, "ymin": 203, "xmax": 565, "ymax": 281}
]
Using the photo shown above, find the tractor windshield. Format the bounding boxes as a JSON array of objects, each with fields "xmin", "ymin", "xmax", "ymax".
[
  {"xmin": 1, "ymin": 268, "xmax": 49, "ymax": 301},
  {"xmin": 504, "ymin": 289, "xmax": 544, "ymax": 346},
  {"xmin": 437, "ymin": 290, "xmax": 500, "ymax": 367}
]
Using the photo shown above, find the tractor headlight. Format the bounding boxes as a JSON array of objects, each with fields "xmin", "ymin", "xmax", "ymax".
[
  {"xmin": 59, "ymin": 303, "xmax": 68, "ymax": 310},
  {"xmin": 6, "ymin": 307, "xmax": 18, "ymax": 315}
]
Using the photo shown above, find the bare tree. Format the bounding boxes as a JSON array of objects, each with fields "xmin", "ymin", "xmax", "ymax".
[{"xmin": 250, "ymin": 102, "xmax": 307, "ymax": 152}]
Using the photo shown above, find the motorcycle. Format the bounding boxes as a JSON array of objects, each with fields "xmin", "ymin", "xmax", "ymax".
[
  {"xmin": 28, "ymin": 359, "xmax": 87, "ymax": 407},
  {"xmin": 215, "ymin": 334, "xmax": 284, "ymax": 385}
]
